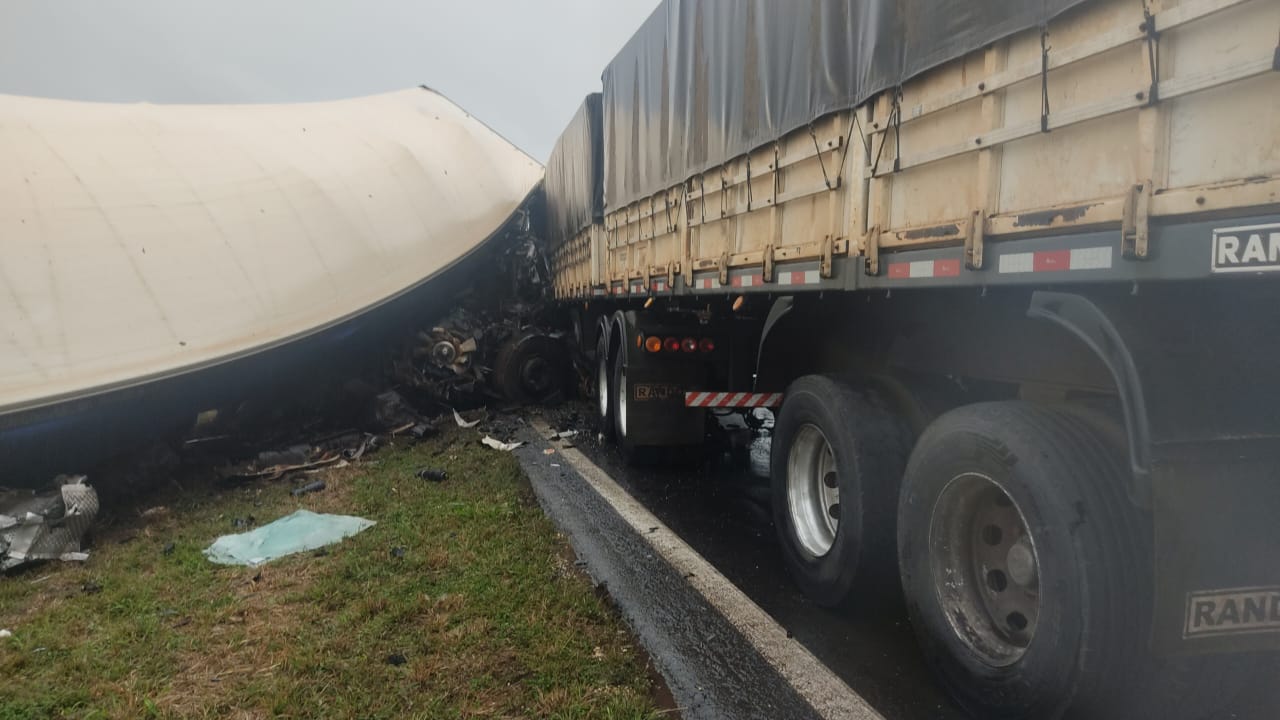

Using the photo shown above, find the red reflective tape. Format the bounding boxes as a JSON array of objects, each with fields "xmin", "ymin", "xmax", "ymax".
[
  {"xmin": 789, "ymin": 271, "xmax": 805, "ymax": 285},
  {"xmin": 729, "ymin": 392, "xmax": 747, "ymax": 406},
  {"xmin": 935, "ymin": 259, "xmax": 961, "ymax": 277},
  {"xmin": 1033, "ymin": 250, "xmax": 1071, "ymax": 272},
  {"xmin": 888, "ymin": 263, "xmax": 911, "ymax": 279}
]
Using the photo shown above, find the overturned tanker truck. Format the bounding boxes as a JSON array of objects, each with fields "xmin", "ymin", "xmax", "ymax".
[
  {"xmin": 542, "ymin": 0, "xmax": 1280, "ymax": 717},
  {"xmin": 0, "ymin": 87, "xmax": 544, "ymax": 484}
]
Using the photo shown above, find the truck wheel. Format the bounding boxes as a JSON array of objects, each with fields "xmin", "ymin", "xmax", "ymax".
[
  {"xmin": 611, "ymin": 348, "xmax": 643, "ymax": 463},
  {"xmin": 897, "ymin": 401, "xmax": 1150, "ymax": 719},
  {"xmin": 771, "ymin": 375, "xmax": 909, "ymax": 607},
  {"xmin": 595, "ymin": 326, "xmax": 615, "ymax": 440}
]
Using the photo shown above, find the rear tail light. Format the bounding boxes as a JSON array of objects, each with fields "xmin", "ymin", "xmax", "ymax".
[
  {"xmin": 644, "ymin": 336, "xmax": 663, "ymax": 353},
  {"xmin": 681, "ymin": 337, "xmax": 698, "ymax": 353},
  {"xmin": 698, "ymin": 338, "xmax": 715, "ymax": 353},
  {"xmin": 663, "ymin": 337, "xmax": 682, "ymax": 353}
]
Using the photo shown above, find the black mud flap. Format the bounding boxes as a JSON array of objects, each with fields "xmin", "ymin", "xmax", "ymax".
[
  {"xmin": 621, "ymin": 364, "xmax": 705, "ymax": 447},
  {"xmin": 1152, "ymin": 443, "xmax": 1280, "ymax": 656}
]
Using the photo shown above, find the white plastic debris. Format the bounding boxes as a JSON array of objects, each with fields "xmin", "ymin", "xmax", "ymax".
[
  {"xmin": 0, "ymin": 629, "xmax": 12, "ymax": 639},
  {"xmin": 58, "ymin": 551, "xmax": 90, "ymax": 562},
  {"xmin": 204, "ymin": 509, "xmax": 375, "ymax": 566},
  {"xmin": 452, "ymin": 408, "xmax": 482, "ymax": 428},
  {"xmin": 481, "ymin": 436, "xmax": 524, "ymax": 452}
]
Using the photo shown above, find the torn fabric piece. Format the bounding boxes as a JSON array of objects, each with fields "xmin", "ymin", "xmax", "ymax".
[{"xmin": 204, "ymin": 509, "xmax": 375, "ymax": 566}]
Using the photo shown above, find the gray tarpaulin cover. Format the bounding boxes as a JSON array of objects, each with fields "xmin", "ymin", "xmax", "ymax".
[
  {"xmin": 601, "ymin": 0, "xmax": 1088, "ymax": 207},
  {"xmin": 543, "ymin": 94, "xmax": 604, "ymax": 246}
]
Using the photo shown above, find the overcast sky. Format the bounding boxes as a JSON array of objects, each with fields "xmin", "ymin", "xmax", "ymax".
[{"xmin": 0, "ymin": 1, "xmax": 658, "ymax": 162}]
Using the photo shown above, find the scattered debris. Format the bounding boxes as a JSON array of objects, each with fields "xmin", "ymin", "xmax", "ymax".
[
  {"xmin": 1, "ymin": 476, "xmax": 99, "ymax": 571},
  {"xmin": 82, "ymin": 581, "xmax": 102, "ymax": 595},
  {"xmin": 204, "ymin": 509, "xmax": 375, "ymax": 566},
  {"xmin": 372, "ymin": 390, "xmax": 424, "ymax": 429},
  {"xmin": 224, "ymin": 446, "xmax": 342, "ymax": 482},
  {"xmin": 162, "ymin": 542, "xmax": 176, "ymax": 556},
  {"xmin": 543, "ymin": 448, "xmax": 556, "ymax": 456},
  {"xmin": 390, "ymin": 546, "xmax": 406, "ymax": 559},
  {"xmin": 0, "ymin": 629, "xmax": 11, "ymax": 639},
  {"xmin": 482, "ymin": 437, "xmax": 524, "ymax": 452},
  {"xmin": 232, "ymin": 516, "xmax": 256, "ymax": 528},
  {"xmin": 415, "ymin": 468, "xmax": 448, "ymax": 482},
  {"xmin": 342, "ymin": 434, "xmax": 378, "ymax": 461},
  {"xmin": 140, "ymin": 506, "xmax": 169, "ymax": 519},
  {"xmin": 385, "ymin": 652, "xmax": 407, "ymax": 666},
  {"xmin": 59, "ymin": 551, "xmax": 90, "ymax": 562},
  {"xmin": 452, "ymin": 408, "xmax": 482, "ymax": 428},
  {"xmin": 290, "ymin": 480, "xmax": 327, "ymax": 497}
]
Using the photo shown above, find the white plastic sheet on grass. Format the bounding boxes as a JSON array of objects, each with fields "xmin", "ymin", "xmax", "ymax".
[{"xmin": 204, "ymin": 510, "xmax": 375, "ymax": 566}]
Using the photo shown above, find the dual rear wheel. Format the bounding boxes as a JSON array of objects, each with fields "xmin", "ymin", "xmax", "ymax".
[{"xmin": 771, "ymin": 375, "xmax": 1218, "ymax": 719}]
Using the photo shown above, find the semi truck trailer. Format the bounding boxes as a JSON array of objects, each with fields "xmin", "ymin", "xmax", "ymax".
[{"xmin": 541, "ymin": 0, "xmax": 1280, "ymax": 717}]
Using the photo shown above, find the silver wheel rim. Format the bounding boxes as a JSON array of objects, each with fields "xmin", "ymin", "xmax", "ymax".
[
  {"xmin": 786, "ymin": 424, "xmax": 839, "ymax": 557},
  {"xmin": 929, "ymin": 473, "xmax": 1040, "ymax": 666},
  {"xmin": 597, "ymin": 353, "xmax": 609, "ymax": 420},
  {"xmin": 616, "ymin": 365, "xmax": 628, "ymax": 437}
]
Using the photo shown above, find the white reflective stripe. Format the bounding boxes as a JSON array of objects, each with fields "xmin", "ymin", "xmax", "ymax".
[
  {"xmin": 803, "ymin": 270, "xmax": 821, "ymax": 284},
  {"xmin": 998, "ymin": 252, "xmax": 1035, "ymax": 274},
  {"xmin": 768, "ymin": 393, "xmax": 784, "ymax": 406},
  {"xmin": 710, "ymin": 392, "xmax": 729, "ymax": 406},
  {"xmin": 1070, "ymin": 246, "xmax": 1113, "ymax": 270},
  {"xmin": 909, "ymin": 260, "xmax": 935, "ymax": 278}
]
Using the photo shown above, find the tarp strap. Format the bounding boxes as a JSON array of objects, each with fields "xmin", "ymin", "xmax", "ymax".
[
  {"xmin": 870, "ymin": 91, "xmax": 903, "ymax": 178},
  {"xmin": 1141, "ymin": 2, "xmax": 1161, "ymax": 104},
  {"xmin": 1040, "ymin": 27, "xmax": 1052, "ymax": 133},
  {"xmin": 809, "ymin": 123, "xmax": 834, "ymax": 190},
  {"xmin": 699, "ymin": 175, "xmax": 707, "ymax": 225},
  {"xmin": 892, "ymin": 87, "xmax": 903, "ymax": 173}
]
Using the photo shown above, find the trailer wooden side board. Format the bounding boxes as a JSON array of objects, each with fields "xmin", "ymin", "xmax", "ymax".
[{"xmin": 549, "ymin": 0, "xmax": 1279, "ymax": 301}]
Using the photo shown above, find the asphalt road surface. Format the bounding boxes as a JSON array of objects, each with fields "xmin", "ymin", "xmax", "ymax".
[
  {"xmin": 513, "ymin": 402, "xmax": 1277, "ymax": 720},
  {"xmin": 514, "ymin": 403, "xmax": 962, "ymax": 720}
]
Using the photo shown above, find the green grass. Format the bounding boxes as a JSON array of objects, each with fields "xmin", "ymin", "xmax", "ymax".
[{"xmin": 0, "ymin": 428, "xmax": 668, "ymax": 719}]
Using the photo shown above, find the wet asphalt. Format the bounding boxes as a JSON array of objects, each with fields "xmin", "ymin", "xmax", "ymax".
[{"xmin": 524, "ymin": 403, "xmax": 966, "ymax": 720}]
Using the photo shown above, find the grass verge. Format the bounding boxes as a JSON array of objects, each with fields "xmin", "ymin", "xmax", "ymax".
[{"xmin": 0, "ymin": 427, "xmax": 669, "ymax": 720}]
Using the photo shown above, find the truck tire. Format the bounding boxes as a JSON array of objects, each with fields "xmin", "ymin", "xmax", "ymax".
[
  {"xmin": 611, "ymin": 347, "xmax": 644, "ymax": 463},
  {"xmin": 771, "ymin": 375, "xmax": 909, "ymax": 607},
  {"xmin": 897, "ymin": 401, "xmax": 1152, "ymax": 719},
  {"xmin": 595, "ymin": 325, "xmax": 615, "ymax": 440}
]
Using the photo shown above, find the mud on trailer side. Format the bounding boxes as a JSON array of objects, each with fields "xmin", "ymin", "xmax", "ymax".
[{"xmin": 543, "ymin": 0, "xmax": 1280, "ymax": 717}]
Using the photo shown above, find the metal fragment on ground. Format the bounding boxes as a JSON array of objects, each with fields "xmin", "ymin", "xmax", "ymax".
[{"xmin": 0, "ymin": 476, "xmax": 99, "ymax": 571}]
